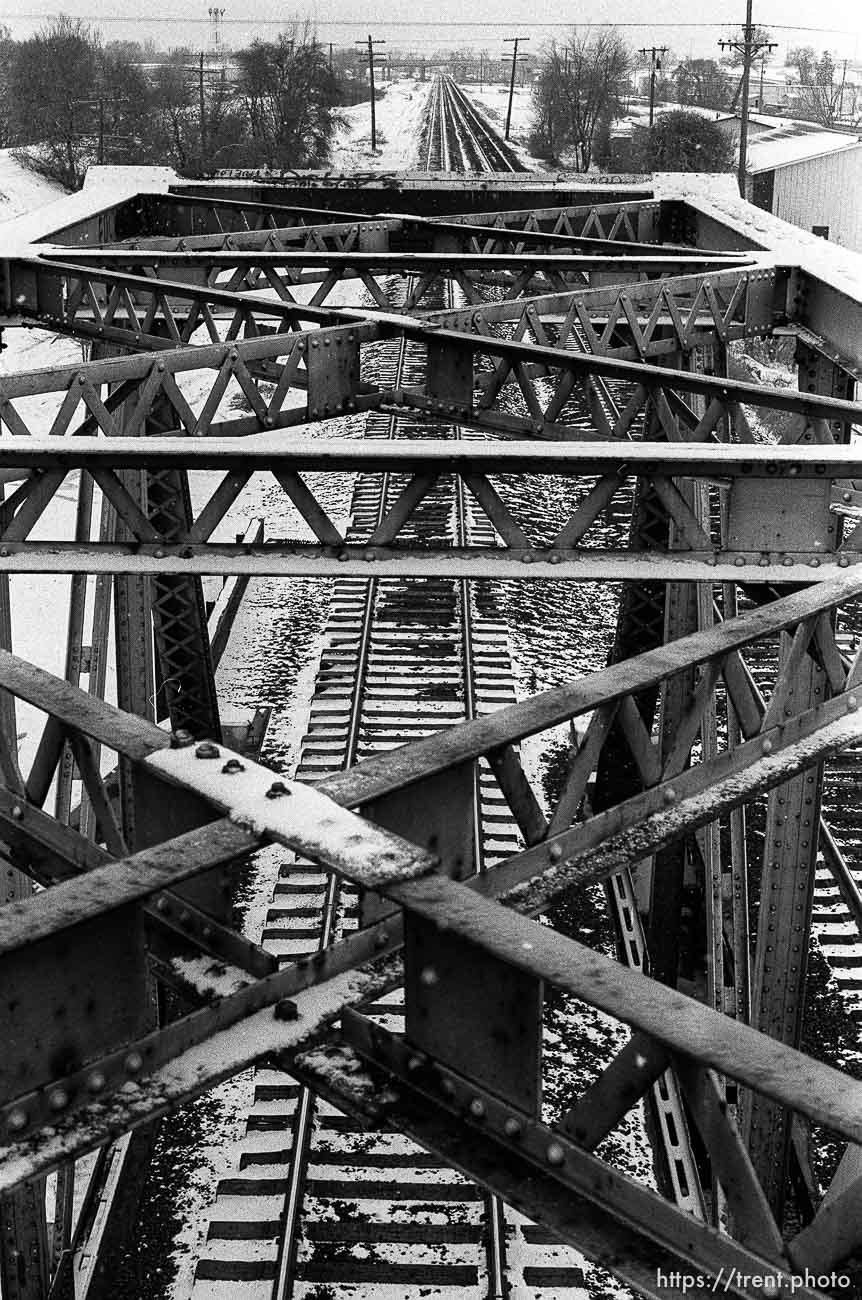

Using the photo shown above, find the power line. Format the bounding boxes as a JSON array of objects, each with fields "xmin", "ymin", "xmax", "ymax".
[
  {"xmin": 639, "ymin": 46, "xmax": 669, "ymax": 127},
  {"xmin": 7, "ymin": 13, "xmax": 857, "ymax": 32},
  {"xmin": 355, "ymin": 34, "xmax": 386, "ymax": 153},
  {"xmin": 502, "ymin": 37, "xmax": 529, "ymax": 141},
  {"xmin": 719, "ymin": 1, "xmax": 777, "ymax": 197}
]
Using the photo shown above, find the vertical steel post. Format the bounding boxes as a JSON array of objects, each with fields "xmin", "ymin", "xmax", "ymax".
[{"xmin": 742, "ymin": 343, "xmax": 853, "ymax": 1221}]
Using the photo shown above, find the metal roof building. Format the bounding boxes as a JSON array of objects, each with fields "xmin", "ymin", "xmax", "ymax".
[{"xmin": 739, "ymin": 123, "xmax": 862, "ymax": 253}]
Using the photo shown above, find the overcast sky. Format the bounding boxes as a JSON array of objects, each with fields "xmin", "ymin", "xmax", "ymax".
[{"xmin": 1, "ymin": 0, "xmax": 860, "ymax": 57}]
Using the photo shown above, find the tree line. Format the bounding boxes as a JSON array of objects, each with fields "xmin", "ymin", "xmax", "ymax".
[
  {"xmin": 0, "ymin": 17, "xmax": 360, "ymax": 189},
  {"xmin": 528, "ymin": 31, "xmax": 733, "ymax": 173},
  {"xmin": 527, "ymin": 29, "xmax": 859, "ymax": 175}
]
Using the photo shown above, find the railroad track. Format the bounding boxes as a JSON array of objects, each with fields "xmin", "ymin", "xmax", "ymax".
[
  {"xmin": 188, "ymin": 265, "xmax": 596, "ymax": 1295},
  {"xmin": 421, "ymin": 73, "xmax": 523, "ymax": 172},
  {"xmin": 187, "ymin": 77, "xmax": 701, "ymax": 1290}
]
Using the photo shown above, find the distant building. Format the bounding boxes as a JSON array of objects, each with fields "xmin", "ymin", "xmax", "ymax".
[{"xmin": 739, "ymin": 122, "xmax": 862, "ymax": 252}]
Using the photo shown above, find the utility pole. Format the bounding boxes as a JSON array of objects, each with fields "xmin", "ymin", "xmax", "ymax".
[
  {"xmin": 503, "ymin": 36, "xmax": 528, "ymax": 140},
  {"xmin": 638, "ymin": 46, "xmax": 668, "ymax": 127},
  {"xmin": 719, "ymin": 2, "xmax": 776, "ymax": 197},
  {"xmin": 199, "ymin": 51, "xmax": 206, "ymax": 165},
  {"xmin": 356, "ymin": 34, "xmax": 385, "ymax": 151}
]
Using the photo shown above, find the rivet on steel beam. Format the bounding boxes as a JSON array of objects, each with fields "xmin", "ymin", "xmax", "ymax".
[
  {"xmin": 201, "ymin": 926, "xmax": 213, "ymax": 940},
  {"xmin": 734, "ymin": 556, "xmax": 745, "ymax": 567},
  {"xmin": 87, "ymin": 1072, "xmax": 106, "ymax": 1093},
  {"xmin": 521, "ymin": 940, "xmax": 534, "ymax": 952},
  {"xmin": 547, "ymin": 1142, "xmax": 565, "ymax": 1166},
  {"xmin": 440, "ymin": 1077, "xmax": 456, "ymax": 1098},
  {"xmin": 157, "ymin": 361, "xmax": 165, "ymax": 372},
  {"xmin": 419, "ymin": 966, "xmax": 438, "ymax": 986},
  {"xmin": 762, "ymin": 738, "xmax": 774, "ymax": 755},
  {"xmin": 847, "ymin": 695, "xmax": 858, "ymax": 712},
  {"xmin": 266, "ymin": 781, "xmax": 292, "ymax": 799},
  {"xmin": 195, "ymin": 742, "xmax": 221, "ymax": 759},
  {"xmin": 312, "ymin": 340, "xmax": 320, "ymax": 348},
  {"xmin": 10, "ymin": 805, "xmax": 23, "ymax": 820},
  {"xmin": 843, "ymin": 491, "xmax": 853, "ymax": 503},
  {"xmin": 222, "ymin": 758, "xmax": 245, "ymax": 774},
  {"xmin": 522, "ymin": 552, "xmax": 534, "ymax": 564},
  {"xmin": 548, "ymin": 551, "xmax": 561, "ymax": 565},
  {"xmin": 548, "ymin": 843, "xmax": 563, "ymax": 863},
  {"xmin": 407, "ymin": 1054, "xmax": 425, "ymax": 1072},
  {"xmin": 125, "ymin": 1052, "xmax": 144, "ymax": 1075},
  {"xmin": 810, "ymin": 557, "xmax": 820, "ymax": 567},
  {"xmin": 374, "ymin": 928, "xmax": 389, "ymax": 949},
  {"xmin": 663, "ymin": 788, "xmax": 677, "ymax": 805},
  {"xmin": 178, "ymin": 910, "xmax": 192, "ymax": 927},
  {"xmin": 503, "ymin": 1116, "xmax": 522, "ymax": 1138},
  {"xmin": 153, "ymin": 549, "xmax": 165, "ymax": 560},
  {"xmin": 156, "ymin": 896, "xmax": 170, "ymax": 914},
  {"xmin": 0, "ymin": 548, "xmax": 8, "ymax": 558},
  {"xmin": 78, "ymin": 374, "xmax": 86, "ymax": 384},
  {"xmin": 7, "ymin": 1109, "xmax": 27, "ymax": 1132},
  {"xmin": 171, "ymin": 728, "xmax": 195, "ymax": 748},
  {"xmin": 782, "ymin": 556, "xmax": 793, "ymax": 567},
  {"xmin": 468, "ymin": 1097, "xmax": 485, "ymax": 1119},
  {"xmin": 758, "ymin": 555, "xmax": 769, "ymax": 567},
  {"xmin": 49, "ymin": 1089, "xmax": 68, "ymax": 1112},
  {"xmin": 839, "ymin": 554, "xmax": 850, "ymax": 567}
]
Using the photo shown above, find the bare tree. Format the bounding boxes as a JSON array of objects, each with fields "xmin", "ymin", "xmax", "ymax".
[
  {"xmin": 673, "ymin": 59, "xmax": 733, "ymax": 111},
  {"xmin": 235, "ymin": 22, "xmax": 346, "ymax": 170},
  {"xmin": 11, "ymin": 17, "xmax": 101, "ymax": 188},
  {"xmin": 531, "ymin": 30, "xmax": 630, "ymax": 171},
  {"xmin": 0, "ymin": 25, "xmax": 15, "ymax": 149},
  {"xmin": 787, "ymin": 47, "xmax": 858, "ymax": 127}
]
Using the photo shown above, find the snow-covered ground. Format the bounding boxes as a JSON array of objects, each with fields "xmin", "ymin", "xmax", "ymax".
[
  {"xmin": 0, "ymin": 148, "xmax": 64, "ymax": 224},
  {"xmin": 331, "ymin": 79, "xmax": 430, "ymax": 171},
  {"xmin": 459, "ymin": 81, "xmax": 540, "ymax": 166}
]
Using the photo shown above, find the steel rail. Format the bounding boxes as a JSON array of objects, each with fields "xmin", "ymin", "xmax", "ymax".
[
  {"xmin": 442, "ymin": 76, "xmax": 520, "ymax": 174},
  {"xmin": 268, "ymin": 333, "xmax": 412, "ymax": 1300}
]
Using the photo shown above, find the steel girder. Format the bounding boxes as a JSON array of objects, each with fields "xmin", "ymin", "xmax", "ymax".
[
  {"xmin": 1, "ymin": 572, "xmax": 862, "ymax": 1294},
  {"xmin": 1, "ymin": 180, "xmax": 862, "ymax": 1297},
  {"xmin": 1, "ymin": 441, "xmax": 862, "ymax": 583}
]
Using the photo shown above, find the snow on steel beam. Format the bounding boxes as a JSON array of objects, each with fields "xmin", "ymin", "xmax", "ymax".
[{"xmin": 6, "ymin": 435, "xmax": 862, "ymax": 476}]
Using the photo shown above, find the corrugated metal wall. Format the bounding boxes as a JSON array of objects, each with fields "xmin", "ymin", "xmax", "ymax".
[{"xmin": 772, "ymin": 147, "xmax": 862, "ymax": 251}]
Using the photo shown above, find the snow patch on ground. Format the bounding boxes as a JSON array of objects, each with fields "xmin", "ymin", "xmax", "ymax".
[
  {"xmin": 0, "ymin": 149, "xmax": 65, "ymax": 225},
  {"xmin": 331, "ymin": 80, "xmax": 430, "ymax": 172}
]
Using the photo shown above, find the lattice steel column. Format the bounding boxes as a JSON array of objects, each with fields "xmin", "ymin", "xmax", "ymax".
[{"xmin": 743, "ymin": 343, "xmax": 853, "ymax": 1221}]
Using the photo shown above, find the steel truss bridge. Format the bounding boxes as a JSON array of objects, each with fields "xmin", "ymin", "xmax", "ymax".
[{"xmin": 1, "ymin": 166, "xmax": 862, "ymax": 1299}]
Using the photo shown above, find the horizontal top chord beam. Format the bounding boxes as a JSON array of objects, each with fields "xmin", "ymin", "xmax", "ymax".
[
  {"xmin": 3, "ymin": 436, "xmax": 862, "ymax": 477},
  {"xmin": 46, "ymin": 250, "xmax": 752, "ymax": 275}
]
